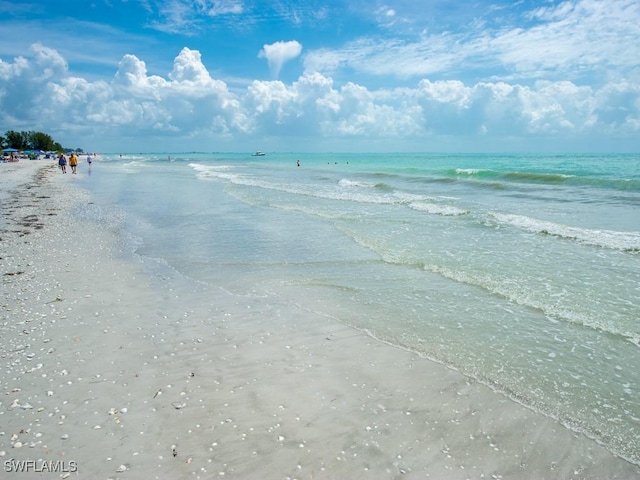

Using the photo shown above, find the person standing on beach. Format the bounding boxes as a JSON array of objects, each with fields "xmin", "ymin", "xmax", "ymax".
[
  {"xmin": 58, "ymin": 153, "xmax": 67, "ymax": 173},
  {"xmin": 69, "ymin": 153, "xmax": 78, "ymax": 174}
]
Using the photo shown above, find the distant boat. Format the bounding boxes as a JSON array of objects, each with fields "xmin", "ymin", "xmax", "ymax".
[{"xmin": 251, "ymin": 151, "xmax": 266, "ymax": 156}]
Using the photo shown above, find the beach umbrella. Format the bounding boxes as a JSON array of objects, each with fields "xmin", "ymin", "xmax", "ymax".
[{"xmin": 2, "ymin": 147, "xmax": 19, "ymax": 161}]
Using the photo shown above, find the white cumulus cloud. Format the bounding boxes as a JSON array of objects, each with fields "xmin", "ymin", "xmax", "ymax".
[
  {"xmin": 258, "ymin": 40, "xmax": 303, "ymax": 79},
  {"xmin": 0, "ymin": 44, "xmax": 639, "ymax": 152}
]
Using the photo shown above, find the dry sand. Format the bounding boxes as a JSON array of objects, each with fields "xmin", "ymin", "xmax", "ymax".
[{"xmin": 1, "ymin": 161, "xmax": 639, "ymax": 479}]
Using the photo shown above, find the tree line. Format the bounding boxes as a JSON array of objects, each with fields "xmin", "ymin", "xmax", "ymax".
[{"xmin": 1, "ymin": 130, "xmax": 83, "ymax": 153}]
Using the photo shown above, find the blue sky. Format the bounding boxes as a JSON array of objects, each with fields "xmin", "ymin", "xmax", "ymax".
[{"xmin": 0, "ymin": 0, "xmax": 639, "ymax": 153}]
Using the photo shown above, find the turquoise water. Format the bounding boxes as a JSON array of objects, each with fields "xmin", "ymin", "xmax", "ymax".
[{"xmin": 79, "ymin": 152, "xmax": 640, "ymax": 464}]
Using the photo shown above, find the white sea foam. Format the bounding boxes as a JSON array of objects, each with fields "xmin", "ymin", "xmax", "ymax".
[
  {"xmin": 120, "ymin": 160, "xmax": 149, "ymax": 173},
  {"xmin": 490, "ymin": 213, "xmax": 640, "ymax": 252},
  {"xmin": 409, "ymin": 202, "xmax": 469, "ymax": 216},
  {"xmin": 392, "ymin": 191, "xmax": 438, "ymax": 203},
  {"xmin": 191, "ymin": 165, "xmax": 403, "ymax": 205},
  {"xmin": 338, "ymin": 178, "xmax": 377, "ymax": 188},
  {"xmin": 189, "ymin": 163, "xmax": 236, "ymax": 171},
  {"xmin": 189, "ymin": 163, "xmax": 240, "ymax": 181}
]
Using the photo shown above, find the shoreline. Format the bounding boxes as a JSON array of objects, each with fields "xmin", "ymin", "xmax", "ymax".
[{"xmin": 1, "ymin": 161, "xmax": 639, "ymax": 479}]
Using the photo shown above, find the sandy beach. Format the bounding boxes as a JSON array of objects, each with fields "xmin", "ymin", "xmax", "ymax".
[{"xmin": 1, "ymin": 161, "xmax": 639, "ymax": 479}]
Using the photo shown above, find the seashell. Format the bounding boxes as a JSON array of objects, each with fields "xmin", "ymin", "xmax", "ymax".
[
  {"xmin": 171, "ymin": 402, "xmax": 187, "ymax": 410},
  {"xmin": 116, "ymin": 465, "xmax": 127, "ymax": 472}
]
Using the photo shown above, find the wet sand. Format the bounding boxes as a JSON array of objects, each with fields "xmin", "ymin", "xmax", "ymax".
[{"xmin": 1, "ymin": 161, "xmax": 639, "ymax": 479}]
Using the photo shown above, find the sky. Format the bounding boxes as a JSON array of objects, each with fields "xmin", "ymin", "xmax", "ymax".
[{"xmin": 0, "ymin": 0, "xmax": 639, "ymax": 153}]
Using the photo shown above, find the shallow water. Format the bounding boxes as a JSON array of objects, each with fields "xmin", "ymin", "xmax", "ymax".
[{"xmin": 79, "ymin": 152, "xmax": 640, "ymax": 464}]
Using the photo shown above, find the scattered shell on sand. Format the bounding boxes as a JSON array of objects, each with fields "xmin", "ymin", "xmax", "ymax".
[
  {"xmin": 116, "ymin": 464, "xmax": 127, "ymax": 472},
  {"xmin": 171, "ymin": 401, "xmax": 187, "ymax": 409}
]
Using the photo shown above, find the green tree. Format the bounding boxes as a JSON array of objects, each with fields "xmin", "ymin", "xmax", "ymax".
[
  {"xmin": 3, "ymin": 129, "xmax": 69, "ymax": 152},
  {"xmin": 28, "ymin": 131, "xmax": 58, "ymax": 151},
  {"xmin": 4, "ymin": 130, "xmax": 27, "ymax": 149}
]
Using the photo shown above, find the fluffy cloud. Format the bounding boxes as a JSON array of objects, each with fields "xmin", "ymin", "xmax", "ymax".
[
  {"xmin": 0, "ymin": 43, "xmax": 68, "ymax": 116},
  {"xmin": 259, "ymin": 40, "xmax": 303, "ymax": 79},
  {"xmin": 0, "ymin": 44, "xmax": 638, "ymax": 151}
]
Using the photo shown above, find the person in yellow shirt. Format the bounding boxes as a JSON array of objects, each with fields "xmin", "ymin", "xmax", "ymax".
[{"xmin": 69, "ymin": 153, "xmax": 78, "ymax": 174}]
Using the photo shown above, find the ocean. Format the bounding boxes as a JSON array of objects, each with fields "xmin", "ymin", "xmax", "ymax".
[{"xmin": 77, "ymin": 152, "xmax": 640, "ymax": 465}]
